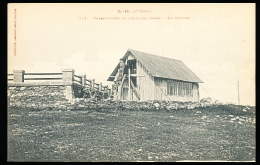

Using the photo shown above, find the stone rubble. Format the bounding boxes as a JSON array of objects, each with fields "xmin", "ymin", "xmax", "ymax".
[{"xmin": 7, "ymin": 88, "xmax": 253, "ymax": 113}]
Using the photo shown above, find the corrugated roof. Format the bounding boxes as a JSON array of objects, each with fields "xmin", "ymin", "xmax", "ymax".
[{"xmin": 107, "ymin": 49, "xmax": 203, "ymax": 83}]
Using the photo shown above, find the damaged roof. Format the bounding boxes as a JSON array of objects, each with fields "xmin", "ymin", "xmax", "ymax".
[{"xmin": 107, "ymin": 49, "xmax": 203, "ymax": 83}]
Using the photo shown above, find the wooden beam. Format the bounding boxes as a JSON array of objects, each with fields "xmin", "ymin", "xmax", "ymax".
[
  {"xmin": 130, "ymin": 79, "xmax": 140, "ymax": 101},
  {"xmin": 130, "ymin": 74, "xmax": 144, "ymax": 77},
  {"xmin": 117, "ymin": 74, "xmax": 126, "ymax": 100},
  {"xmin": 114, "ymin": 69, "xmax": 120, "ymax": 82}
]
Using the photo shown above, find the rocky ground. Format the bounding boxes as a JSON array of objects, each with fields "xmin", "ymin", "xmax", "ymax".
[{"xmin": 8, "ymin": 104, "xmax": 255, "ymax": 162}]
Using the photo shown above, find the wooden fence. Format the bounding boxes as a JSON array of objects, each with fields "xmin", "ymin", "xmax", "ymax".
[{"xmin": 8, "ymin": 69, "xmax": 110, "ymax": 92}]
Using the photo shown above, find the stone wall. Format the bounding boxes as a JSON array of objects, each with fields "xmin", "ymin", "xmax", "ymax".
[
  {"xmin": 7, "ymin": 84, "xmax": 109, "ymax": 111},
  {"xmin": 8, "ymin": 86, "xmax": 69, "ymax": 110}
]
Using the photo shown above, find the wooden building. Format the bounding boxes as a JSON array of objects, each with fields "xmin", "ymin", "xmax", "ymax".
[{"xmin": 107, "ymin": 49, "xmax": 203, "ymax": 102}]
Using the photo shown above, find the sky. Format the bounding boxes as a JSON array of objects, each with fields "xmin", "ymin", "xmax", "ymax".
[{"xmin": 8, "ymin": 3, "xmax": 255, "ymax": 106}]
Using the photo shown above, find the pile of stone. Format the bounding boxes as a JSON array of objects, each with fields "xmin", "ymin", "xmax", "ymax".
[
  {"xmin": 82, "ymin": 88, "xmax": 109, "ymax": 101},
  {"xmin": 64, "ymin": 99, "xmax": 209, "ymax": 111},
  {"xmin": 8, "ymin": 87, "xmax": 220, "ymax": 111},
  {"xmin": 8, "ymin": 89, "xmax": 214, "ymax": 111},
  {"xmin": 54, "ymin": 98, "xmax": 115, "ymax": 111}
]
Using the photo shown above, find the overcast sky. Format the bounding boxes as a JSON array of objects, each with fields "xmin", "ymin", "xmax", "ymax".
[{"xmin": 8, "ymin": 3, "xmax": 255, "ymax": 105}]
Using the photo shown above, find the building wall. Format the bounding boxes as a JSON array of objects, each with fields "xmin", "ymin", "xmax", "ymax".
[
  {"xmin": 121, "ymin": 79, "xmax": 129, "ymax": 100},
  {"xmin": 154, "ymin": 78, "xmax": 200, "ymax": 102},
  {"xmin": 121, "ymin": 77, "xmax": 139, "ymax": 101},
  {"xmin": 136, "ymin": 60, "xmax": 155, "ymax": 101},
  {"xmin": 121, "ymin": 57, "xmax": 200, "ymax": 102},
  {"xmin": 192, "ymin": 83, "xmax": 200, "ymax": 102}
]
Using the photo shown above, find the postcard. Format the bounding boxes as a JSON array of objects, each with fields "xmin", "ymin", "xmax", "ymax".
[{"xmin": 7, "ymin": 3, "xmax": 255, "ymax": 162}]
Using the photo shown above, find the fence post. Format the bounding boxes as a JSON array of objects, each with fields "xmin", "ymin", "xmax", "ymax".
[
  {"xmin": 62, "ymin": 69, "xmax": 74, "ymax": 85},
  {"xmin": 97, "ymin": 82, "xmax": 102, "ymax": 91},
  {"xmin": 89, "ymin": 79, "xmax": 95, "ymax": 90},
  {"xmin": 108, "ymin": 88, "xmax": 111, "ymax": 96},
  {"xmin": 13, "ymin": 70, "xmax": 25, "ymax": 82},
  {"xmin": 79, "ymin": 74, "xmax": 86, "ymax": 86},
  {"xmin": 103, "ymin": 85, "xmax": 107, "ymax": 91},
  {"xmin": 62, "ymin": 69, "xmax": 75, "ymax": 101},
  {"xmin": 105, "ymin": 85, "xmax": 109, "ymax": 92}
]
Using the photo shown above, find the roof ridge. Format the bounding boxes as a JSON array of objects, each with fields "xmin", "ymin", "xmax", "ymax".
[{"xmin": 128, "ymin": 49, "xmax": 181, "ymax": 61}]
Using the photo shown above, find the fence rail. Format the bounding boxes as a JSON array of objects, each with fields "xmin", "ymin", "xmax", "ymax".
[
  {"xmin": 74, "ymin": 74, "xmax": 82, "ymax": 79},
  {"xmin": 73, "ymin": 79, "xmax": 82, "ymax": 84},
  {"xmin": 8, "ymin": 69, "xmax": 110, "ymax": 93},
  {"xmin": 8, "ymin": 74, "xmax": 14, "ymax": 81},
  {"xmin": 73, "ymin": 74, "xmax": 82, "ymax": 85},
  {"xmin": 72, "ymin": 74, "xmax": 107, "ymax": 91},
  {"xmin": 25, "ymin": 73, "xmax": 62, "ymax": 75},
  {"xmin": 24, "ymin": 78, "xmax": 62, "ymax": 80},
  {"xmin": 29, "ymin": 73, "xmax": 60, "ymax": 81}
]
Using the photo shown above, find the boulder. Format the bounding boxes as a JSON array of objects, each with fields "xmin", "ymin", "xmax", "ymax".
[
  {"xmin": 214, "ymin": 100, "xmax": 222, "ymax": 105},
  {"xmin": 16, "ymin": 101, "xmax": 22, "ymax": 106},
  {"xmin": 17, "ymin": 93, "xmax": 24, "ymax": 97},
  {"xmin": 200, "ymin": 97, "xmax": 213, "ymax": 104},
  {"xmin": 154, "ymin": 103, "xmax": 160, "ymax": 108},
  {"xmin": 14, "ymin": 87, "xmax": 21, "ymax": 90}
]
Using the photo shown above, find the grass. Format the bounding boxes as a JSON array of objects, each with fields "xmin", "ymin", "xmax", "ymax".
[{"xmin": 8, "ymin": 105, "xmax": 255, "ymax": 162}]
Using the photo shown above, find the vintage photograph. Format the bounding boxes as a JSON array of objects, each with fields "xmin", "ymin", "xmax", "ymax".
[{"xmin": 7, "ymin": 3, "xmax": 255, "ymax": 162}]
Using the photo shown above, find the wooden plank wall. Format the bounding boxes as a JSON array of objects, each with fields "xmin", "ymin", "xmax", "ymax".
[
  {"xmin": 136, "ymin": 61, "xmax": 155, "ymax": 101},
  {"xmin": 154, "ymin": 78, "xmax": 200, "ymax": 102},
  {"xmin": 121, "ymin": 77, "xmax": 140, "ymax": 101},
  {"xmin": 121, "ymin": 58, "xmax": 200, "ymax": 102},
  {"xmin": 121, "ymin": 78, "xmax": 129, "ymax": 100},
  {"xmin": 192, "ymin": 83, "xmax": 199, "ymax": 102}
]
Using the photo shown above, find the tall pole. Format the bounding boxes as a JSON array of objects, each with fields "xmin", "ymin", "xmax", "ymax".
[{"xmin": 238, "ymin": 80, "xmax": 240, "ymax": 105}]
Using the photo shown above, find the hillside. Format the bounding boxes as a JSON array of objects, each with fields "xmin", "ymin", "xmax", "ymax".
[{"xmin": 8, "ymin": 104, "xmax": 255, "ymax": 161}]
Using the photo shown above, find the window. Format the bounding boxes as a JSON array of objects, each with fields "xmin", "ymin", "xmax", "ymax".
[
  {"xmin": 167, "ymin": 80, "xmax": 171, "ymax": 95},
  {"xmin": 183, "ymin": 82, "xmax": 186, "ymax": 96},
  {"xmin": 188, "ymin": 83, "xmax": 193, "ymax": 96},
  {"xmin": 167, "ymin": 80, "xmax": 177, "ymax": 95},
  {"xmin": 170, "ymin": 85, "xmax": 173, "ymax": 95},
  {"xmin": 168, "ymin": 81, "xmax": 193, "ymax": 96},
  {"xmin": 174, "ymin": 81, "xmax": 177, "ymax": 95},
  {"xmin": 190, "ymin": 83, "xmax": 193, "ymax": 96},
  {"xmin": 187, "ymin": 83, "xmax": 190, "ymax": 96},
  {"xmin": 128, "ymin": 59, "xmax": 136, "ymax": 74},
  {"xmin": 179, "ymin": 82, "xmax": 193, "ymax": 96},
  {"xmin": 185, "ymin": 82, "xmax": 189, "ymax": 96},
  {"xmin": 178, "ymin": 82, "xmax": 182, "ymax": 96},
  {"xmin": 182, "ymin": 82, "xmax": 186, "ymax": 96}
]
